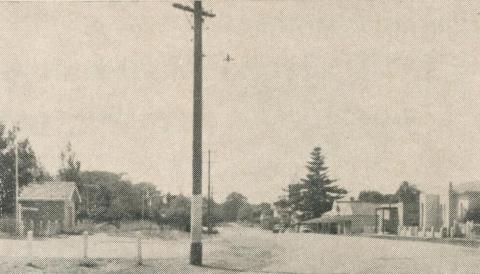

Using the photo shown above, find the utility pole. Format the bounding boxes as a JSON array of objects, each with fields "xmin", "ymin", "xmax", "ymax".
[
  {"xmin": 207, "ymin": 149, "xmax": 212, "ymax": 234},
  {"xmin": 173, "ymin": 1, "xmax": 215, "ymax": 266},
  {"xmin": 141, "ymin": 188, "xmax": 149, "ymax": 223},
  {"xmin": 14, "ymin": 125, "xmax": 20, "ymax": 235}
]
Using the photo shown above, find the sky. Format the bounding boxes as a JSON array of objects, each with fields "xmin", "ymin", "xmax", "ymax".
[{"xmin": 1, "ymin": 1, "xmax": 480, "ymax": 203}]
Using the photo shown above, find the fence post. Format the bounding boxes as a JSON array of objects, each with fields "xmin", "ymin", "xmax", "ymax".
[
  {"xmin": 39, "ymin": 221, "xmax": 43, "ymax": 236},
  {"xmin": 54, "ymin": 220, "xmax": 59, "ymax": 234},
  {"xmin": 30, "ymin": 220, "xmax": 34, "ymax": 236},
  {"xmin": 136, "ymin": 231, "xmax": 142, "ymax": 265},
  {"xmin": 19, "ymin": 221, "xmax": 24, "ymax": 237},
  {"xmin": 26, "ymin": 230, "xmax": 33, "ymax": 265},
  {"xmin": 83, "ymin": 231, "xmax": 89, "ymax": 259},
  {"xmin": 46, "ymin": 220, "xmax": 51, "ymax": 236}
]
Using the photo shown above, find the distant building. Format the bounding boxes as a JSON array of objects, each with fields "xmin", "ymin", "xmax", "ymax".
[
  {"xmin": 414, "ymin": 181, "xmax": 480, "ymax": 237},
  {"xmin": 303, "ymin": 199, "xmax": 377, "ymax": 234},
  {"xmin": 18, "ymin": 182, "xmax": 81, "ymax": 234},
  {"xmin": 441, "ymin": 181, "xmax": 480, "ymax": 228},
  {"xmin": 419, "ymin": 193, "xmax": 441, "ymax": 230},
  {"xmin": 375, "ymin": 202, "xmax": 404, "ymax": 234}
]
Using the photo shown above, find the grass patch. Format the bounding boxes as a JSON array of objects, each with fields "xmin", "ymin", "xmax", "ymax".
[
  {"xmin": 25, "ymin": 262, "xmax": 43, "ymax": 269},
  {"xmin": 102, "ymin": 220, "xmax": 189, "ymax": 240},
  {"xmin": 79, "ymin": 258, "xmax": 99, "ymax": 268}
]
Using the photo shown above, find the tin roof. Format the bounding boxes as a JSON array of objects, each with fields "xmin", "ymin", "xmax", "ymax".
[
  {"xmin": 302, "ymin": 201, "xmax": 377, "ymax": 224},
  {"xmin": 19, "ymin": 182, "xmax": 81, "ymax": 202}
]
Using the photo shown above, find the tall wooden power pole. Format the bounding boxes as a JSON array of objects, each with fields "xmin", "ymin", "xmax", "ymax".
[
  {"xmin": 173, "ymin": 1, "xmax": 215, "ymax": 266},
  {"xmin": 207, "ymin": 149, "xmax": 212, "ymax": 234},
  {"xmin": 13, "ymin": 125, "xmax": 20, "ymax": 235}
]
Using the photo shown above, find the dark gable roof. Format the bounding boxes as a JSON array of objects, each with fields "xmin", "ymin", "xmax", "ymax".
[
  {"xmin": 454, "ymin": 181, "xmax": 480, "ymax": 193},
  {"xmin": 19, "ymin": 182, "xmax": 81, "ymax": 202},
  {"xmin": 302, "ymin": 201, "xmax": 377, "ymax": 224}
]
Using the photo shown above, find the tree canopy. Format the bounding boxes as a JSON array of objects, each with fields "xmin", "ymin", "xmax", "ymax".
[
  {"xmin": 222, "ymin": 192, "xmax": 248, "ymax": 221},
  {"xmin": 59, "ymin": 142, "xmax": 81, "ymax": 187},
  {"xmin": 0, "ymin": 123, "xmax": 47, "ymax": 215},
  {"xmin": 358, "ymin": 190, "xmax": 396, "ymax": 204},
  {"xmin": 296, "ymin": 147, "xmax": 347, "ymax": 219}
]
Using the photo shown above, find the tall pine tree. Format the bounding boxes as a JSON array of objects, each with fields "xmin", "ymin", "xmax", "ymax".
[{"xmin": 298, "ymin": 147, "xmax": 347, "ymax": 219}]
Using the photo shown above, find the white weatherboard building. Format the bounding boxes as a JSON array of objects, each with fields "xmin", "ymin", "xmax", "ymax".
[
  {"xmin": 419, "ymin": 181, "xmax": 480, "ymax": 236},
  {"xmin": 303, "ymin": 199, "xmax": 377, "ymax": 234}
]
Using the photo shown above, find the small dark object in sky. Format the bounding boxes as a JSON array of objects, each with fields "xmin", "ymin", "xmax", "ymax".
[{"xmin": 224, "ymin": 54, "xmax": 234, "ymax": 62}]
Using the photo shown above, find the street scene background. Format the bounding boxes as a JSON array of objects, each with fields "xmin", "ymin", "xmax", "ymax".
[{"xmin": 1, "ymin": 1, "xmax": 480, "ymax": 273}]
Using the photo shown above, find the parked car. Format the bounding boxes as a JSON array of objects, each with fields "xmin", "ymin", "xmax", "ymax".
[
  {"xmin": 272, "ymin": 224, "xmax": 283, "ymax": 233},
  {"xmin": 299, "ymin": 225, "xmax": 313, "ymax": 233},
  {"xmin": 202, "ymin": 227, "xmax": 219, "ymax": 234}
]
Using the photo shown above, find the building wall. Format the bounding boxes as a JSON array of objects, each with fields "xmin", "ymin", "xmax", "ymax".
[
  {"xmin": 448, "ymin": 184, "xmax": 457, "ymax": 228},
  {"xmin": 64, "ymin": 200, "xmax": 76, "ymax": 229},
  {"xmin": 419, "ymin": 193, "xmax": 441, "ymax": 229},
  {"xmin": 20, "ymin": 200, "xmax": 65, "ymax": 222},
  {"xmin": 375, "ymin": 203, "xmax": 404, "ymax": 234},
  {"xmin": 351, "ymin": 215, "xmax": 376, "ymax": 234},
  {"xmin": 441, "ymin": 183, "xmax": 480, "ymax": 230},
  {"xmin": 309, "ymin": 216, "xmax": 376, "ymax": 235},
  {"xmin": 439, "ymin": 188, "xmax": 450, "ymax": 228},
  {"xmin": 455, "ymin": 192, "xmax": 480, "ymax": 221},
  {"xmin": 20, "ymin": 200, "xmax": 66, "ymax": 235}
]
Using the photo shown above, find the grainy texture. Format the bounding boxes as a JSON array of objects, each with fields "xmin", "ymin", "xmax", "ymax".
[{"xmin": 1, "ymin": 1, "xmax": 480, "ymax": 273}]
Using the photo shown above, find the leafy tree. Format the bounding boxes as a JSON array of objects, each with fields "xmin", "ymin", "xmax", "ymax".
[
  {"xmin": 79, "ymin": 170, "xmax": 120, "ymax": 218},
  {"xmin": 202, "ymin": 197, "xmax": 224, "ymax": 227},
  {"xmin": 34, "ymin": 163, "xmax": 54, "ymax": 182},
  {"xmin": 160, "ymin": 195, "xmax": 191, "ymax": 231},
  {"xmin": 357, "ymin": 181, "xmax": 420, "ymax": 226},
  {"xmin": 79, "ymin": 171, "xmax": 154, "ymax": 222},
  {"xmin": 465, "ymin": 208, "xmax": 480, "ymax": 223},
  {"xmin": 297, "ymin": 147, "xmax": 347, "ymax": 219},
  {"xmin": 273, "ymin": 198, "xmax": 289, "ymax": 210},
  {"xmin": 237, "ymin": 204, "xmax": 254, "ymax": 222},
  {"xmin": 255, "ymin": 202, "xmax": 273, "ymax": 216},
  {"xmin": 358, "ymin": 190, "xmax": 395, "ymax": 203},
  {"xmin": 133, "ymin": 182, "xmax": 160, "ymax": 220},
  {"xmin": 395, "ymin": 181, "xmax": 420, "ymax": 226},
  {"xmin": 0, "ymin": 124, "xmax": 43, "ymax": 215},
  {"xmin": 59, "ymin": 142, "xmax": 82, "ymax": 188},
  {"xmin": 222, "ymin": 192, "xmax": 248, "ymax": 221},
  {"xmin": 395, "ymin": 181, "xmax": 420, "ymax": 204}
]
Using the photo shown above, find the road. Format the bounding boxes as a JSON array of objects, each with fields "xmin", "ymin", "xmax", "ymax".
[
  {"xmin": 1, "ymin": 225, "xmax": 480, "ymax": 273},
  {"xmin": 219, "ymin": 224, "xmax": 480, "ymax": 273}
]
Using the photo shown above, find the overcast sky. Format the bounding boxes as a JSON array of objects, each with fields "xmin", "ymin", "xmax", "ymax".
[{"xmin": 1, "ymin": 1, "xmax": 480, "ymax": 203}]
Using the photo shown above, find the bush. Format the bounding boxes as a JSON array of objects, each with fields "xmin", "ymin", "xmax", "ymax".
[
  {"xmin": 79, "ymin": 259, "xmax": 98, "ymax": 268},
  {"xmin": 260, "ymin": 216, "xmax": 280, "ymax": 230},
  {"xmin": 465, "ymin": 208, "xmax": 480, "ymax": 223},
  {"xmin": 0, "ymin": 217, "xmax": 16, "ymax": 235}
]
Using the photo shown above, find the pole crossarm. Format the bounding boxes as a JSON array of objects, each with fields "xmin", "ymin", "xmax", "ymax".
[{"xmin": 173, "ymin": 3, "xmax": 216, "ymax": 17}]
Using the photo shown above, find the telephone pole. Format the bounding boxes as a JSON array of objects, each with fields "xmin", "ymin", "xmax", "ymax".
[
  {"xmin": 207, "ymin": 149, "xmax": 212, "ymax": 234},
  {"xmin": 15, "ymin": 136, "xmax": 20, "ymax": 235},
  {"xmin": 173, "ymin": 1, "xmax": 215, "ymax": 266},
  {"xmin": 13, "ymin": 124, "xmax": 20, "ymax": 235}
]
